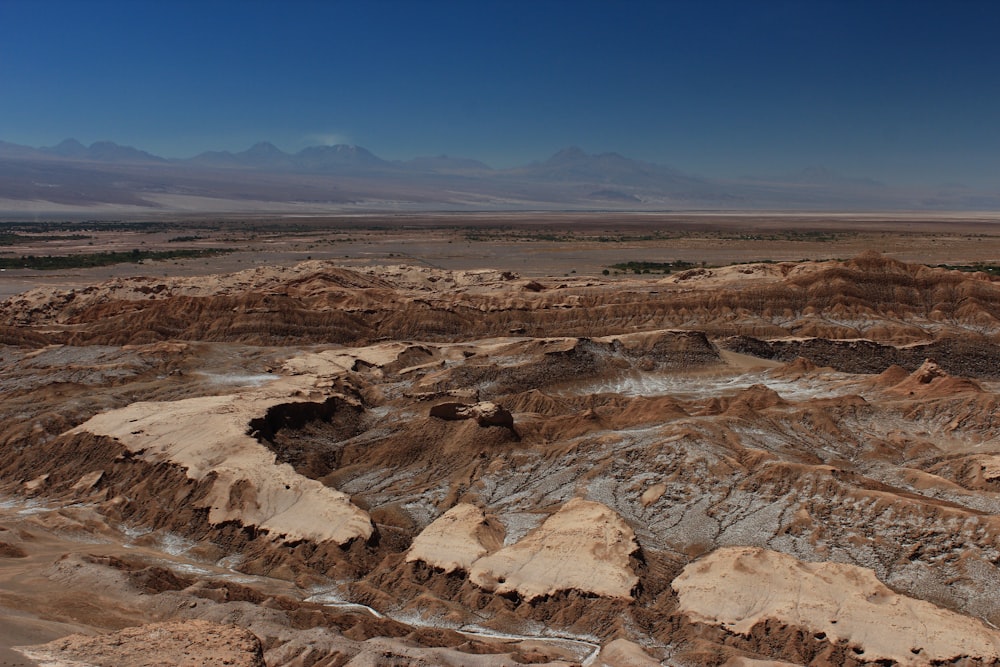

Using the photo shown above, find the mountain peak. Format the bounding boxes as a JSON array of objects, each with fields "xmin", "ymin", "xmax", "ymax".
[
  {"xmin": 244, "ymin": 141, "xmax": 283, "ymax": 155},
  {"xmin": 47, "ymin": 138, "xmax": 89, "ymax": 157},
  {"xmin": 41, "ymin": 138, "xmax": 164, "ymax": 163},
  {"xmin": 87, "ymin": 140, "xmax": 166, "ymax": 163},
  {"xmin": 294, "ymin": 144, "xmax": 386, "ymax": 169},
  {"xmin": 548, "ymin": 146, "xmax": 589, "ymax": 163},
  {"xmin": 236, "ymin": 142, "xmax": 290, "ymax": 165}
]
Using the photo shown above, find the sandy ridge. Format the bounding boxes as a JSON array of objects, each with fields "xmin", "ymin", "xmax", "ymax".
[
  {"xmin": 674, "ymin": 546, "xmax": 1000, "ymax": 666},
  {"xmin": 408, "ymin": 498, "xmax": 639, "ymax": 601},
  {"xmin": 66, "ymin": 375, "xmax": 373, "ymax": 545}
]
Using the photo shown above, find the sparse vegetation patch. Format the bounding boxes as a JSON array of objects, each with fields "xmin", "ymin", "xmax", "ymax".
[
  {"xmin": 609, "ymin": 260, "xmax": 696, "ymax": 274},
  {"xmin": 0, "ymin": 248, "xmax": 233, "ymax": 270},
  {"xmin": 0, "ymin": 233, "xmax": 90, "ymax": 245},
  {"xmin": 936, "ymin": 263, "xmax": 1000, "ymax": 276}
]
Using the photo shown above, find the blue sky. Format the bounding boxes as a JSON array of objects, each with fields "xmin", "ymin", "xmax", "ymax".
[{"xmin": 2, "ymin": 0, "xmax": 999, "ymax": 186}]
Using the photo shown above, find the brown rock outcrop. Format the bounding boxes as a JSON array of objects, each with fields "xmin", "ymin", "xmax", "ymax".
[
  {"xmin": 888, "ymin": 358, "xmax": 984, "ymax": 397},
  {"xmin": 468, "ymin": 498, "xmax": 639, "ymax": 601},
  {"xmin": 405, "ymin": 503, "xmax": 505, "ymax": 573},
  {"xmin": 15, "ymin": 619, "xmax": 265, "ymax": 667},
  {"xmin": 594, "ymin": 638, "xmax": 661, "ymax": 666},
  {"xmin": 7, "ymin": 254, "xmax": 1000, "ymax": 664},
  {"xmin": 429, "ymin": 401, "xmax": 515, "ymax": 428},
  {"xmin": 674, "ymin": 546, "xmax": 1000, "ymax": 666},
  {"xmin": 7, "ymin": 255, "xmax": 1000, "ymax": 347},
  {"xmin": 65, "ymin": 377, "xmax": 373, "ymax": 546}
]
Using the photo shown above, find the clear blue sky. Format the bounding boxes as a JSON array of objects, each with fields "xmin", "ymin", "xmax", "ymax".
[{"xmin": 2, "ymin": 0, "xmax": 999, "ymax": 186}]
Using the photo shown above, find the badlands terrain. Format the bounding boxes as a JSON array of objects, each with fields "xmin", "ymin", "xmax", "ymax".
[{"xmin": 4, "ymin": 215, "xmax": 1000, "ymax": 665}]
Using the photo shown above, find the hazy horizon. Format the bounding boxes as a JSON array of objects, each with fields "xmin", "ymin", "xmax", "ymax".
[
  {"xmin": 3, "ymin": 0, "xmax": 1000, "ymax": 188},
  {"xmin": 0, "ymin": 135, "xmax": 905, "ymax": 185}
]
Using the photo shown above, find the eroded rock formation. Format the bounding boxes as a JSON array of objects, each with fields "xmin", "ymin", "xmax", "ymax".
[
  {"xmin": 3, "ymin": 255, "xmax": 1000, "ymax": 665},
  {"xmin": 16, "ymin": 620, "xmax": 266, "ymax": 667},
  {"xmin": 468, "ymin": 498, "xmax": 639, "ymax": 601},
  {"xmin": 674, "ymin": 546, "xmax": 1000, "ymax": 666}
]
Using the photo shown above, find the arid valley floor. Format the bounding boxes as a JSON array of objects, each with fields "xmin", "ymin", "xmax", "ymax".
[{"xmin": 4, "ymin": 213, "xmax": 1000, "ymax": 665}]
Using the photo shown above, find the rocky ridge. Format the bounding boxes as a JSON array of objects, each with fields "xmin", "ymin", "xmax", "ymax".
[
  {"xmin": 3, "ymin": 255, "xmax": 1000, "ymax": 665},
  {"xmin": 16, "ymin": 619, "xmax": 266, "ymax": 667}
]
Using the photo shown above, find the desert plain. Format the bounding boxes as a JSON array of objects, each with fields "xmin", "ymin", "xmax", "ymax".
[{"xmin": 3, "ymin": 212, "xmax": 1000, "ymax": 665}]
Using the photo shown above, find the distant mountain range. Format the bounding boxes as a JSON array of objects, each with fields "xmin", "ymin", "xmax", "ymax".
[{"xmin": 0, "ymin": 138, "xmax": 996, "ymax": 214}]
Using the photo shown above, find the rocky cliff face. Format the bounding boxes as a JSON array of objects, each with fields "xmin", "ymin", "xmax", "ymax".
[
  {"xmin": 4, "ymin": 255, "xmax": 1000, "ymax": 665},
  {"xmin": 5, "ymin": 253, "xmax": 1000, "ymax": 347}
]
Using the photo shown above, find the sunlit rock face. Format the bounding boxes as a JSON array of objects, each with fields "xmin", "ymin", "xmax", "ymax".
[
  {"xmin": 674, "ymin": 546, "xmax": 1000, "ymax": 666},
  {"xmin": 5, "ymin": 255, "xmax": 1000, "ymax": 665}
]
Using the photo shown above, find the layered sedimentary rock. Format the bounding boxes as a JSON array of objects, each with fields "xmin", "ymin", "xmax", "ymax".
[
  {"xmin": 674, "ymin": 546, "xmax": 1000, "ymax": 666},
  {"xmin": 3, "ymin": 255, "xmax": 1000, "ymax": 665},
  {"xmin": 405, "ymin": 503, "xmax": 504, "ymax": 573},
  {"xmin": 429, "ymin": 401, "xmax": 515, "ymax": 428},
  {"xmin": 404, "ymin": 498, "xmax": 638, "ymax": 602},
  {"xmin": 16, "ymin": 619, "xmax": 266, "ymax": 667},
  {"xmin": 67, "ymin": 377, "xmax": 373, "ymax": 546},
  {"xmin": 468, "ymin": 498, "xmax": 639, "ymax": 601},
  {"xmin": 4, "ymin": 253, "xmax": 1000, "ymax": 348}
]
